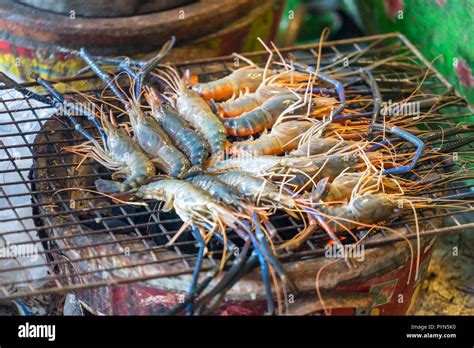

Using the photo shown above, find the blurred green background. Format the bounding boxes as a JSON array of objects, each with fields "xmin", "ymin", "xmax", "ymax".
[{"xmin": 276, "ymin": 0, "xmax": 474, "ymax": 107}]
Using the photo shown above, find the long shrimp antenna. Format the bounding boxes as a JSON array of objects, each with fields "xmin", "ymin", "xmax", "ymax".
[
  {"xmin": 270, "ymin": 41, "xmax": 290, "ymax": 72},
  {"xmin": 231, "ymin": 53, "xmax": 258, "ymax": 68},
  {"xmin": 256, "ymin": 37, "xmax": 278, "ymax": 85}
]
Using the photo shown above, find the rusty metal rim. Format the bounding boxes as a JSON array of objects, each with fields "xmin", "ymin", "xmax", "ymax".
[
  {"xmin": 0, "ymin": 33, "xmax": 412, "ymax": 88},
  {"xmin": 0, "ymin": 0, "xmax": 260, "ymax": 54}
]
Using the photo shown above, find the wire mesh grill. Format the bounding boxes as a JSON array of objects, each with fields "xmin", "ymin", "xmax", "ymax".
[{"xmin": 0, "ymin": 33, "xmax": 473, "ymax": 302}]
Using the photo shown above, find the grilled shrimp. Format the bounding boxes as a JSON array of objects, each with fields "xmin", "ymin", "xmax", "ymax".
[
  {"xmin": 231, "ymin": 120, "xmax": 313, "ymax": 156},
  {"xmin": 133, "ymin": 179, "xmax": 247, "ymax": 232},
  {"xmin": 186, "ymin": 174, "xmax": 251, "ymax": 212},
  {"xmin": 281, "ymin": 193, "xmax": 402, "ymax": 249},
  {"xmin": 127, "ymin": 102, "xmax": 190, "ymax": 177},
  {"xmin": 78, "ymin": 113, "xmax": 156, "ymax": 193},
  {"xmin": 216, "ymin": 68, "xmax": 312, "ymax": 118},
  {"xmin": 155, "ymin": 66, "xmax": 227, "ymax": 165},
  {"xmin": 223, "ymin": 92, "xmax": 301, "ymax": 136},
  {"xmin": 192, "ymin": 68, "xmax": 271, "ymax": 102},
  {"xmin": 289, "ymin": 136, "xmax": 346, "ymax": 157},
  {"xmin": 217, "ymin": 171, "xmax": 297, "ymax": 212},
  {"xmin": 209, "ymin": 153, "xmax": 363, "ymax": 190},
  {"xmin": 176, "ymin": 88, "xmax": 228, "ymax": 164},
  {"xmin": 310, "ymin": 173, "xmax": 379, "ymax": 202},
  {"xmin": 217, "ymin": 84, "xmax": 289, "ymax": 118},
  {"xmin": 315, "ymin": 193, "xmax": 402, "ymax": 232},
  {"xmin": 209, "ymin": 155, "xmax": 313, "ymax": 175},
  {"xmin": 146, "ymin": 89, "xmax": 210, "ymax": 168}
]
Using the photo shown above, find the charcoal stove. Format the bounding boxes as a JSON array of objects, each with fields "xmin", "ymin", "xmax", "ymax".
[{"xmin": 0, "ymin": 33, "xmax": 473, "ymax": 315}]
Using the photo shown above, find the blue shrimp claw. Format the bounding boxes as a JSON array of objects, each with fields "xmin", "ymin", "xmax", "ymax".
[
  {"xmin": 360, "ymin": 68, "xmax": 425, "ymax": 175},
  {"xmin": 79, "ymin": 48, "xmax": 128, "ymax": 103},
  {"xmin": 0, "ymin": 72, "xmax": 52, "ymax": 105},
  {"xmin": 250, "ymin": 214, "xmax": 297, "ymax": 292},
  {"xmin": 372, "ymin": 124, "xmax": 425, "ymax": 176},
  {"xmin": 286, "ymin": 60, "xmax": 346, "ymax": 118},
  {"xmin": 134, "ymin": 36, "xmax": 176, "ymax": 95},
  {"xmin": 31, "ymin": 73, "xmax": 107, "ymax": 144},
  {"xmin": 0, "ymin": 72, "xmax": 102, "ymax": 144},
  {"xmin": 247, "ymin": 232, "xmax": 275, "ymax": 315},
  {"xmin": 186, "ymin": 224, "xmax": 205, "ymax": 316}
]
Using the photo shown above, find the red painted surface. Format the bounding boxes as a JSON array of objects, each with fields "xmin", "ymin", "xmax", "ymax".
[
  {"xmin": 109, "ymin": 283, "xmax": 267, "ymax": 315},
  {"xmin": 456, "ymin": 59, "xmax": 474, "ymax": 87},
  {"xmin": 383, "ymin": 0, "xmax": 405, "ymax": 21},
  {"xmin": 0, "ymin": 39, "xmax": 69, "ymax": 61}
]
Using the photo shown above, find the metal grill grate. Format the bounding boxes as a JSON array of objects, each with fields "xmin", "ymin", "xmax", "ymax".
[{"xmin": 0, "ymin": 33, "xmax": 473, "ymax": 303}]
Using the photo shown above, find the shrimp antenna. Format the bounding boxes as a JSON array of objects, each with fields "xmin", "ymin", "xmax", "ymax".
[
  {"xmin": 232, "ymin": 53, "xmax": 257, "ymax": 68},
  {"xmin": 270, "ymin": 41, "xmax": 290, "ymax": 71},
  {"xmin": 257, "ymin": 37, "xmax": 277, "ymax": 85}
]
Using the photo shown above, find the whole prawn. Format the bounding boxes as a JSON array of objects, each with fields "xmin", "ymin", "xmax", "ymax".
[
  {"xmin": 132, "ymin": 179, "xmax": 251, "ymax": 239},
  {"xmin": 216, "ymin": 79, "xmax": 303, "ymax": 118},
  {"xmin": 155, "ymin": 66, "xmax": 227, "ymax": 165},
  {"xmin": 314, "ymin": 193, "xmax": 402, "ymax": 233},
  {"xmin": 146, "ymin": 88, "xmax": 210, "ymax": 168},
  {"xmin": 223, "ymin": 92, "xmax": 301, "ymax": 136},
  {"xmin": 67, "ymin": 110, "xmax": 156, "ymax": 193},
  {"xmin": 192, "ymin": 67, "xmax": 271, "ymax": 102},
  {"xmin": 186, "ymin": 174, "xmax": 253, "ymax": 213},
  {"xmin": 209, "ymin": 153, "xmax": 364, "ymax": 191},
  {"xmin": 281, "ymin": 193, "xmax": 403, "ymax": 249},
  {"xmin": 217, "ymin": 171, "xmax": 298, "ymax": 213},
  {"xmin": 230, "ymin": 120, "xmax": 314, "ymax": 156},
  {"xmin": 127, "ymin": 101, "xmax": 190, "ymax": 177},
  {"xmin": 309, "ymin": 173, "xmax": 379, "ymax": 202}
]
